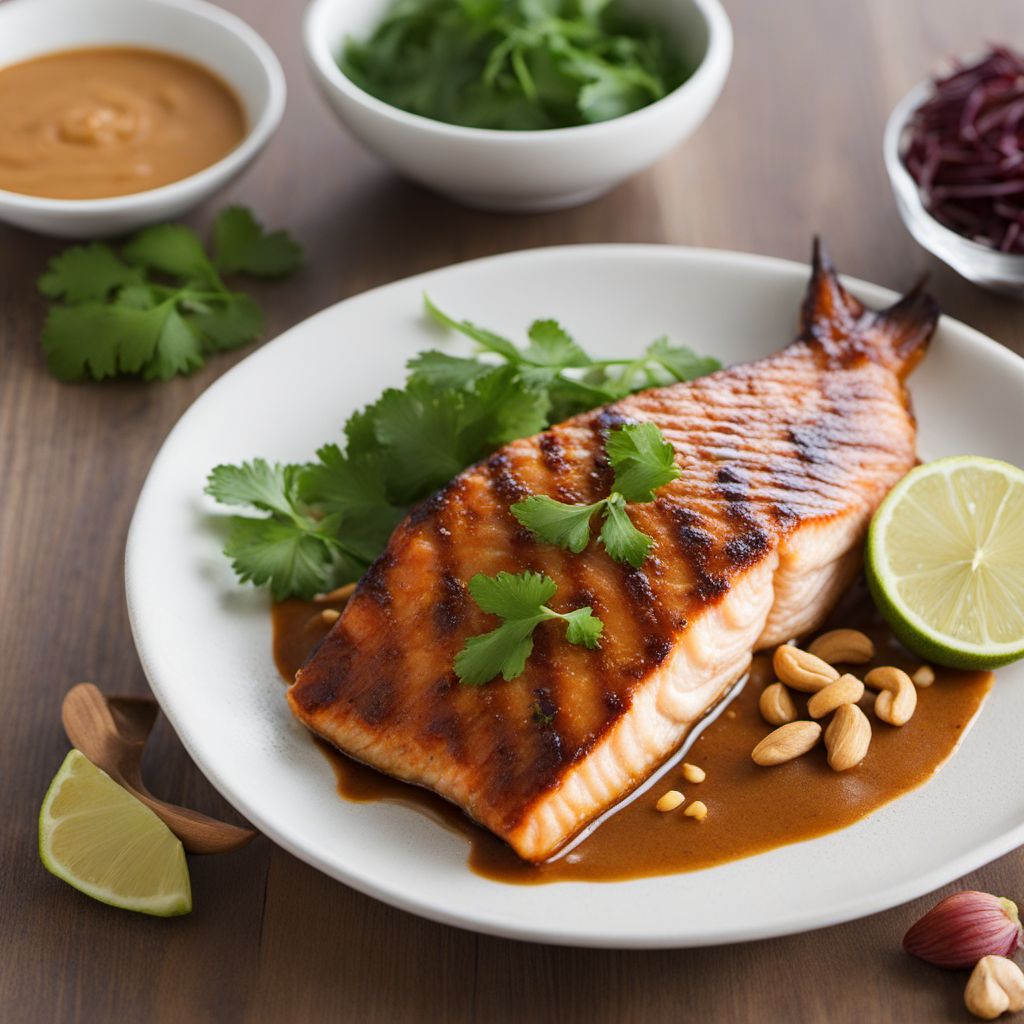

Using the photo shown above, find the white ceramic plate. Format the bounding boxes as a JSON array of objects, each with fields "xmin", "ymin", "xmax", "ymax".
[{"xmin": 126, "ymin": 245, "xmax": 1024, "ymax": 948}]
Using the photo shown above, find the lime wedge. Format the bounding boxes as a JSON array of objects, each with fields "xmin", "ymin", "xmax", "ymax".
[
  {"xmin": 39, "ymin": 750, "xmax": 191, "ymax": 916},
  {"xmin": 866, "ymin": 456, "xmax": 1024, "ymax": 669}
]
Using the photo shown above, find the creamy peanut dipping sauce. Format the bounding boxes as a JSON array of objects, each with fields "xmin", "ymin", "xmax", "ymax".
[{"xmin": 0, "ymin": 47, "xmax": 246, "ymax": 199}]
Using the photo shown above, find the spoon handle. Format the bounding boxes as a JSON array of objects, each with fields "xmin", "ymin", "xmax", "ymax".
[{"xmin": 61, "ymin": 683, "xmax": 257, "ymax": 855}]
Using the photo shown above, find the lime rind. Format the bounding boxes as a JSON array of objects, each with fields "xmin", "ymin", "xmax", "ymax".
[
  {"xmin": 866, "ymin": 455, "xmax": 1024, "ymax": 670},
  {"xmin": 39, "ymin": 750, "xmax": 192, "ymax": 917}
]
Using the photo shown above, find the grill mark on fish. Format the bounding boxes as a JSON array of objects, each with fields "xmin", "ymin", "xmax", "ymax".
[
  {"xmin": 407, "ymin": 485, "xmax": 453, "ymax": 526},
  {"xmin": 485, "ymin": 452, "xmax": 529, "ymax": 503},
  {"xmin": 355, "ymin": 552, "xmax": 393, "ymax": 607},
  {"xmin": 434, "ymin": 571, "xmax": 467, "ymax": 635},
  {"xmin": 621, "ymin": 564, "xmax": 661, "ymax": 629},
  {"xmin": 716, "ymin": 464, "xmax": 748, "ymax": 503},
  {"xmin": 724, "ymin": 526, "xmax": 771, "ymax": 568},
  {"xmin": 353, "ymin": 667, "xmax": 396, "ymax": 726},
  {"xmin": 423, "ymin": 676, "xmax": 467, "ymax": 761},
  {"xmin": 539, "ymin": 431, "xmax": 567, "ymax": 474},
  {"xmin": 669, "ymin": 507, "xmax": 731, "ymax": 602},
  {"xmin": 788, "ymin": 424, "xmax": 830, "ymax": 463}
]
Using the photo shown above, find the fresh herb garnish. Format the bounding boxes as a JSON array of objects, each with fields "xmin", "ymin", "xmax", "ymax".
[
  {"xmin": 341, "ymin": 0, "xmax": 688, "ymax": 131},
  {"xmin": 511, "ymin": 421, "xmax": 679, "ymax": 567},
  {"xmin": 38, "ymin": 207, "xmax": 303, "ymax": 382},
  {"xmin": 454, "ymin": 571, "xmax": 603, "ymax": 685},
  {"xmin": 206, "ymin": 302, "xmax": 718, "ymax": 600}
]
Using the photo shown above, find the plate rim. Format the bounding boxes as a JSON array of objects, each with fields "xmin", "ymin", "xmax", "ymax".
[{"xmin": 125, "ymin": 243, "xmax": 1024, "ymax": 948}]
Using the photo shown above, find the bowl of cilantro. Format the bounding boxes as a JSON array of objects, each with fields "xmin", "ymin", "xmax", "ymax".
[{"xmin": 304, "ymin": 0, "xmax": 732, "ymax": 212}]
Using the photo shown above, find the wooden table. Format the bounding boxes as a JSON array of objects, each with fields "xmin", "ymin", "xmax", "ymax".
[{"xmin": 3, "ymin": 1, "xmax": 1023, "ymax": 1020}]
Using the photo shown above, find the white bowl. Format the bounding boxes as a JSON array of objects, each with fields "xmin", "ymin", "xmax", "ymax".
[
  {"xmin": 0, "ymin": 0, "xmax": 286, "ymax": 238},
  {"xmin": 304, "ymin": 0, "xmax": 732, "ymax": 212},
  {"xmin": 884, "ymin": 78, "xmax": 1024, "ymax": 299}
]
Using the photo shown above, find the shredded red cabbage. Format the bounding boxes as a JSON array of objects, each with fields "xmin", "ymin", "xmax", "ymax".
[{"xmin": 904, "ymin": 47, "xmax": 1024, "ymax": 254}]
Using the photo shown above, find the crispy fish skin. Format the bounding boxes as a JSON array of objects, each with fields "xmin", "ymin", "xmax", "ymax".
[{"xmin": 288, "ymin": 244, "xmax": 939, "ymax": 863}]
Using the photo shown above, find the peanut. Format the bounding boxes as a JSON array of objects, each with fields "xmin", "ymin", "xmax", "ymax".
[
  {"xmin": 824, "ymin": 703, "xmax": 871, "ymax": 771},
  {"xmin": 320, "ymin": 608, "xmax": 341, "ymax": 625},
  {"xmin": 751, "ymin": 721, "xmax": 822, "ymax": 766},
  {"xmin": 759, "ymin": 682, "xmax": 797, "ymax": 726},
  {"xmin": 807, "ymin": 673, "xmax": 865, "ymax": 719},
  {"xmin": 912, "ymin": 665, "xmax": 936, "ymax": 688},
  {"xmin": 316, "ymin": 582, "xmax": 357, "ymax": 604},
  {"xmin": 684, "ymin": 800, "xmax": 708, "ymax": 821},
  {"xmin": 808, "ymin": 628, "xmax": 875, "ymax": 665},
  {"xmin": 965, "ymin": 955, "xmax": 1024, "ymax": 1020},
  {"xmin": 866, "ymin": 666, "xmax": 917, "ymax": 726},
  {"xmin": 772, "ymin": 645, "xmax": 840, "ymax": 692},
  {"xmin": 681, "ymin": 763, "xmax": 705, "ymax": 784},
  {"xmin": 656, "ymin": 790, "xmax": 684, "ymax": 812}
]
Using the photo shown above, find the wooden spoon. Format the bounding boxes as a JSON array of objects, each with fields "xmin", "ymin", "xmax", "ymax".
[{"xmin": 61, "ymin": 683, "xmax": 257, "ymax": 854}]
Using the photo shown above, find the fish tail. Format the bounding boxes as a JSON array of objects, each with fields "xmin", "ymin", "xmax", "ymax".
[{"xmin": 801, "ymin": 238, "xmax": 939, "ymax": 379}]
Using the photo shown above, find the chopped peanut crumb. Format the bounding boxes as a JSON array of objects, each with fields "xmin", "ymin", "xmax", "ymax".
[
  {"xmin": 912, "ymin": 665, "xmax": 935, "ymax": 687},
  {"xmin": 655, "ymin": 790, "xmax": 685, "ymax": 812},
  {"xmin": 684, "ymin": 800, "xmax": 708, "ymax": 821}
]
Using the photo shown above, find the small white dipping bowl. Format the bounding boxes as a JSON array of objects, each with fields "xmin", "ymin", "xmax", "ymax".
[
  {"xmin": 304, "ymin": 0, "xmax": 732, "ymax": 212},
  {"xmin": 884, "ymin": 78, "xmax": 1024, "ymax": 299},
  {"xmin": 0, "ymin": 0, "xmax": 286, "ymax": 238}
]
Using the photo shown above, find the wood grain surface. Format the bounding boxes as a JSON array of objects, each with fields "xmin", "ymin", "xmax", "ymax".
[{"xmin": 3, "ymin": 1, "xmax": 1023, "ymax": 1021}]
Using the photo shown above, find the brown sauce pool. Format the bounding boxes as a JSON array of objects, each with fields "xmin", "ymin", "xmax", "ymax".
[
  {"xmin": 272, "ymin": 583, "xmax": 992, "ymax": 883},
  {"xmin": 0, "ymin": 47, "xmax": 246, "ymax": 199}
]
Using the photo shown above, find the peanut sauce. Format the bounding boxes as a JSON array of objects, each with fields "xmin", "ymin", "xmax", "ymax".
[
  {"xmin": 272, "ymin": 582, "xmax": 992, "ymax": 883},
  {"xmin": 0, "ymin": 47, "xmax": 245, "ymax": 199}
]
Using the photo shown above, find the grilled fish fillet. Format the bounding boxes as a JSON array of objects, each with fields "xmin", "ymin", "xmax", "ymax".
[{"xmin": 288, "ymin": 244, "xmax": 939, "ymax": 862}]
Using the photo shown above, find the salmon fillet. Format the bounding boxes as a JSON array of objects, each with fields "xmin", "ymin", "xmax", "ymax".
[{"xmin": 288, "ymin": 244, "xmax": 939, "ymax": 862}]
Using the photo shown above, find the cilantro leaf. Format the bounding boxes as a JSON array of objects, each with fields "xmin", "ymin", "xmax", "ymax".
[
  {"xmin": 455, "ymin": 617, "xmax": 539, "ymax": 686},
  {"xmin": 522, "ymin": 320, "xmax": 592, "ymax": 369},
  {"xmin": 299, "ymin": 444, "xmax": 404, "ymax": 560},
  {"xmin": 371, "ymin": 381, "xmax": 475, "ymax": 498},
  {"xmin": 599, "ymin": 492, "xmax": 653, "ymax": 568},
  {"xmin": 221, "ymin": 517, "xmax": 333, "ymax": 601},
  {"xmin": 213, "ymin": 206, "xmax": 304, "ymax": 278},
  {"xmin": 206, "ymin": 459, "xmax": 299, "ymax": 515},
  {"xmin": 406, "ymin": 350, "xmax": 494, "ymax": 390},
  {"xmin": 424, "ymin": 295, "xmax": 523, "ymax": 361},
  {"xmin": 455, "ymin": 571, "xmax": 603, "ymax": 685},
  {"xmin": 123, "ymin": 224, "xmax": 218, "ymax": 284},
  {"xmin": 186, "ymin": 294, "xmax": 264, "ymax": 353},
  {"xmin": 510, "ymin": 495, "xmax": 600, "ymax": 553},
  {"xmin": 606, "ymin": 421, "xmax": 680, "ymax": 503},
  {"xmin": 205, "ymin": 460, "xmax": 366, "ymax": 599},
  {"xmin": 562, "ymin": 605, "xmax": 605, "ymax": 648},
  {"xmin": 42, "ymin": 303, "xmax": 156, "ymax": 381},
  {"xmin": 38, "ymin": 243, "xmax": 142, "ymax": 303},
  {"xmin": 468, "ymin": 570, "xmax": 556, "ymax": 619},
  {"xmin": 645, "ymin": 338, "xmax": 721, "ymax": 382},
  {"xmin": 141, "ymin": 306, "xmax": 204, "ymax": 381},
  {"xmin": 468, "ymin": 365, "xmax": 550, "ymax": 446}
]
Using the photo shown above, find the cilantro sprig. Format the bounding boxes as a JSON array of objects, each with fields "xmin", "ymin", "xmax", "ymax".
[
  {"xmin": 206, "ymin": 303, "xmax": 717, "ymax": 600},
  {"xmin": 38, "ymin": 207, "xmax": 303, "ymax": 382},
  {"xmin": 511, "ymin": 421, "xmax": 679, "ymax": 567},
  {"xmin": 454, "ymin": 571, "xmax": 603, "ymax": 685}
]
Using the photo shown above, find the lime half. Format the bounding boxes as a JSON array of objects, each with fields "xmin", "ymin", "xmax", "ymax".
[
  {"xmin": 866, "ymin": 456, "xmax": 1024, "ymax": 669},
  {"xmin": 39, "ymin": 750, "xmax": 191, "ymax": 916}
]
